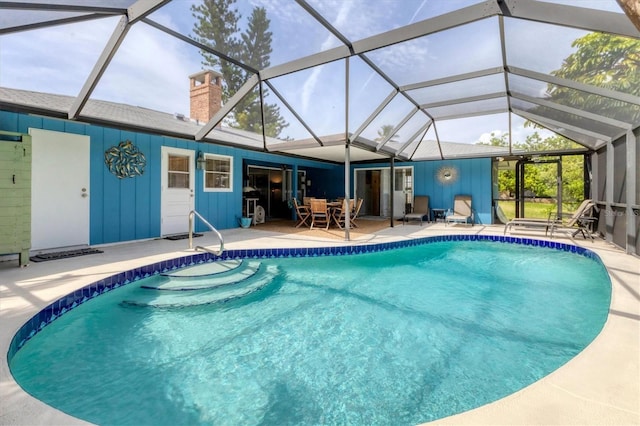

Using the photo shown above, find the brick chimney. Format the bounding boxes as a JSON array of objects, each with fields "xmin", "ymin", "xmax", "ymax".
[{"xmin": 189, "ymin": 70, "xmax": 223, "ymax": 123}]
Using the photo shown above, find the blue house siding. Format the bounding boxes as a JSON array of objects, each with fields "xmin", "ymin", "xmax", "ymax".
[
  {"xmin": 84, "ymin": 126, "xmax": 160, "ymax": 245},
  {"xmin": 2, "ymin": 110, "xmax": 494, "ymax": 247},
  {"xmin": 352, "ymin": 158, "xmax": 493, "ymax": 224},
  {"xmin": 305, "ymin": 167, "xmax": 345, "ymax": 200},
  {"xmin": 0, "ymin": 111, "xmax": 346, "ymax": 245},
  {"xmin": 195, "ymin": 143, "xmax": 244, "ymax": 231}
]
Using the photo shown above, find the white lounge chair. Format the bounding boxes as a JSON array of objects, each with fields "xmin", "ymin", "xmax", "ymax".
[
  {"xmin": 550, "ymin": 199, "xmax": 597, "ymax": 240},
  {"xmin": 503, "ymin": 205, "xmax": 559, "ymax": 236},
  {"xmin": 503, "ymin": 199, "xmax": 595, "ymax": 239},
  {"xmin": 445, "ymin": 195, "xmax": 473, "ymax": 226},
  {"xmin": 403, "ymin": 196, "xmax": 430, "ymax": 225}
]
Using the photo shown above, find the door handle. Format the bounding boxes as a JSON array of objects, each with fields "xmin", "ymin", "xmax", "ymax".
[{"xmin": 81, "ymin": 188, "xmax": 88, "ymax": 198}]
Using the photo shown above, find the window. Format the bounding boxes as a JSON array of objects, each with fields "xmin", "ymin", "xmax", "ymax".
[
  {"xmin": 204, "ymin": 154, "xmax": 232, "ymax": 192},
  {"xmin": 394, "ymin": 167, "xmax": 412, "ymax": 192},
  {"xmin": 168, "ymin": 155, "xmax": 190, "ymax": 188}
]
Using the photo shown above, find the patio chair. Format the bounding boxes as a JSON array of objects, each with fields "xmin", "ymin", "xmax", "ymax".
[
  {"xmin": 350, "ymin": 198, "xmax": 364, "ymax": 228},
  {"xmin": 403, "ymin": 195, "xmax": 430, "ymax": 225},
  {"xmin": 293, "ymin": 198, "xmax": 311, "ymax": 228},
  {"xmin": 501, "ymin": 203, "xmax": 559, "ymax": 236},
  {"xmin": 445, "ymin": 195, "xmax": 473, "ymax": 226},
  {"xmin": 549, "ymin": 199, "xmax": 597, "ymax": 240},
  {"xmin": 309, "ymin": 198, "xmax": 330, "ymax": 230},
  {"xmin": 331, "ymin": 199, "xmax": 354, "ymax": 229},
  {"xmin": 503, "ymin": 211, "xmax": 558, "ymax": 236}
]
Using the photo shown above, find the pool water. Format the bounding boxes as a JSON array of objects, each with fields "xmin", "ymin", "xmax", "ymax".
[{"xmin": 10, "ymin": 240, "xmax": 611, "ymax": 425}]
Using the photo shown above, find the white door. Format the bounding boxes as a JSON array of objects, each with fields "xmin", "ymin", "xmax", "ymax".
[
  {"xmin": 161, "ymin": 147, "xmax": 195, "ymax": 236},
  {"xmin": 29, "ymin": 128, "xmax": 90, "ymax": 250}
]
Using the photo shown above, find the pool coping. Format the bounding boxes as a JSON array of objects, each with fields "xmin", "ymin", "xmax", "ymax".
[{"xmin": 1, "ymin": 225, "xmax": 638, "ymax": 425}]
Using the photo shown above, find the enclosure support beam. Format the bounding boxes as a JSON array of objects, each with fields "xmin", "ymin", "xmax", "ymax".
[
  {"xmin": 69, "ymin": 16, "xmax": 129, "ymax": 120},
  {"xmin": 626, "ymin": 130, "xmax": 637, "ymax": 255},
  {"xmin": 605, "ymin": 141, "xmax": 614, "ymax": 244},
  {"xmin": 195, "ymin": 75, "xmax": 259, "ymax": 141},
  {"xmin": 292, "ymin": 164, "xmax": 299, "ymax": 221},
  {"xmin": 390, "ymin": 157, "xmax": 395, "ymax": 228},
  {"xmin": 344, "ymin": 57, "xmax": 351, "ymax": 241}
]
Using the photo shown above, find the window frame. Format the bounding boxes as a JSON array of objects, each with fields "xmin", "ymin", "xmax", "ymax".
[
  {"xmin": 203, "ymin": 153, "xmax": 233, "ymax": 192},
  {"xmin": 167, "ymin": 154, "xmax": 191, "ymax": 189}
]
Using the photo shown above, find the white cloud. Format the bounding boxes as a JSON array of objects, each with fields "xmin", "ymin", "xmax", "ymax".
[
  {"xmin": 366, "ymin": 39, "xmax": 431, "ymax": 85},
  {"xmin": 300, "ymin": 67, "xmax": 322, "ymax": 114},
  {"xmin": 0, "ymin": 17, "xmax": 118, "ymax": 96},
  {"xmin": 478, "ymin": 130, "xmax": 506, "ymax": 144},
  {"xmin": 408, "ymin": 0, "xmax": 428, "ymax": 24},
  {"xmin": 299, "ymin": 1, "xmax": 353, "ymax": 114},
  {"xmin": 0, "ymin": 3, "xmax": 585, "ymax": 145},
  {"xmin": 89, "ymin": 23, "xmax": 202, "ymax": 116},
  {"xmin": 0, "ymin": 16, "xmax": 199, "ymax": 115},
  {"xmin": 510, "ymin": 117, "xmax": 555, "ymax": 144}
]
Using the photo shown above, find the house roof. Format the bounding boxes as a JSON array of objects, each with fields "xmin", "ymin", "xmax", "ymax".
[{"xmin": 1, "ymin": 1, "xmax": 638, "ymax": 163}]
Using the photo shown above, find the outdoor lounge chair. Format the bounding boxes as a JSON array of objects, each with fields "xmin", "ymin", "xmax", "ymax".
[
  {"xmin": 503, "ymin": 214, "xmax": 557, "ymax": 236},
  {"xmin": 502, "ymin": 202, "xmax": 560, "ymax": 236},
  {"xmin": 403, "ymin": 195, "xmax": 430, "ymax": 225},
  {"xmin": 503, "ymin": 199, "xmax": 595, "ymax": 239},
  {"xmin": 309, "ymin": 198, "xmax": 330, "ymax": 230},
  {"xmin": 549, "ymin": 199, "xmax": 597, "ymax": 240},
  {"xmin": 445, "ymin": 195, "xmax": 473, "ymax": 226},
  {"xmin": 293, "ymin": 198, "xmax": 311, "ymax": 228}
]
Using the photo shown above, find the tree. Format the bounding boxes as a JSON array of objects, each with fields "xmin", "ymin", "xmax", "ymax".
[
  {"xmin": 191, "ymin": 0, "xmax": 242, "ymax": 94},
  {"xmin": 478, "ymin": 131, "xmax": 583, "ymax": 200},
  {"xmin": 548, "ymin": 33, "xmax": 640, "ymax": 124},
  {"xmin": 483, "ymin": 132, "xmax": 508, "ymax": 147},
  {"xmin": 481, "ymin": 33, "xmax": 634, "ymax": 209},
  {"xmin": 191, "ymin": 1, "xmax": 288, "ymax": 137},
  {"xmin": 561, "ymin": 155, "xmax": 584, "ymax": 204},
  {"xmin": 515, "ymin": 130, "xmax": 580, "ymax": 152},
  {"xmin": 375, "ymin": 124, "xmax": 399, "ymax": 143}
]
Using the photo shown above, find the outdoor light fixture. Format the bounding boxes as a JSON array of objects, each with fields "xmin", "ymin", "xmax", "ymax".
[{"xmin": 196, "ymin": 151, "xmax": 206, "ymax": 170}]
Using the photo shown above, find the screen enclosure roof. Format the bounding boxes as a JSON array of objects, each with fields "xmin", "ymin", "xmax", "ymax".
[{"xmin": 0, "ymin": 0, "xmax": 639, "ymax": 163}]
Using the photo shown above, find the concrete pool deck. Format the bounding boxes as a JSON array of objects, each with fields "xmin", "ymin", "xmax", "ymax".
[{"xmin": 1, "ymin": 223, "xmax": 638, "ymax": 425}]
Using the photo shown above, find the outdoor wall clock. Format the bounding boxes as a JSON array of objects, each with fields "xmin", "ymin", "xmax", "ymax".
[
  {"xmin": 104, "ymin": 140, "xmax": 146, "ymax": 179},
  {"xmin": 436, "ymin": 165, "xmax": 458, "ymax": 185}
]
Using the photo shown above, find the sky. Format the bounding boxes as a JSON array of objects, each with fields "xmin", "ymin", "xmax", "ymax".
[{"xmin": 0, "ymin": 0, "xmax": 625, "ymax": 149}]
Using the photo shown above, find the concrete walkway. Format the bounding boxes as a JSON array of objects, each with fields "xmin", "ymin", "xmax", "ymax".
[{"xmin": 1, "ymin": 224, "xmax": 638, "ymax": 425}]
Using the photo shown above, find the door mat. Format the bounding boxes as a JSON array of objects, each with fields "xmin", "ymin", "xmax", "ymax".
[
  {"xmin": 164, "ymin": 233, "xmax": 202, "ymax": 241},
  {"xmin": 30, "ymin": 248, "xmax": 103, "ymax": 262}
]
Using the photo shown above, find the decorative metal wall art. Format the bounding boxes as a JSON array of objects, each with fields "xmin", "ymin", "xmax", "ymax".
[
  {"xmin": 104, "ymin": 140, "xmax": 146, "ymax": 179},
  {"xmin": 436, "ymin": 166, "xmax": 458, "ymax": 184}
]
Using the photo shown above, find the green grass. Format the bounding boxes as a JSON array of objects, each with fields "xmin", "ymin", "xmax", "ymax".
[{"xmin": 496, "ymin": 201, "xmax": 581, "ymax": 221}]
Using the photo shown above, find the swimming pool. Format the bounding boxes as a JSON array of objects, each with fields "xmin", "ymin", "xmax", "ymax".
[{"xmin": 9, "ymin": 236, "xmax": 611, "ymax": 425}]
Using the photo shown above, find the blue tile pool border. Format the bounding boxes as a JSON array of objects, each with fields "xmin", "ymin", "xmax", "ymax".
[{"xmin": 7, "ymin": 234, "xmax": 604, "ymax": 362}]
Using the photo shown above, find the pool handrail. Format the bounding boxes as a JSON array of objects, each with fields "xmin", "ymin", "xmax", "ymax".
[{"xmin": 188, "ymin": 210, "xmax": 224, "ymax": 256}]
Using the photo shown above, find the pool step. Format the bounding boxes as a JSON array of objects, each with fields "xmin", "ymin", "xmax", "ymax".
[
  {"xmin": 122, "ymin": 264, "xmax": 279, "ymax": 308},
  {"xmin": 142, "ymin": 261, "xmax": 261, "ymax": 291},
  {"xmin": 161, "ymin": 259, "xmax": 243, "ymax": 278}
]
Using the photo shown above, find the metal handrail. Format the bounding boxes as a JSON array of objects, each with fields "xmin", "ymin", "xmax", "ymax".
[{"xmin": 188, "ymin": 210, "xmax": 224, "ymax": 256}]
